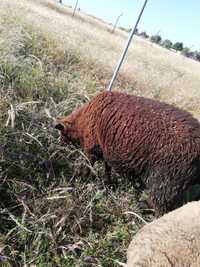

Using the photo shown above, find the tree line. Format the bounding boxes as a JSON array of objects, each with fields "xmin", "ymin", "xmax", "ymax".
[{"xmin": 119, "ymin": 27, "xmax": 200, "ymax": 62}]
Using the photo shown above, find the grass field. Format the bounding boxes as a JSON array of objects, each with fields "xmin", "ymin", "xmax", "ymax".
[{"xmin": 0, "ymin": 0, "xmax": 200, "ymax": 266}]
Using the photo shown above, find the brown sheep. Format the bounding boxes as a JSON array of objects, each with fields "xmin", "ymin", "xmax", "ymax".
[
  {"xmin": 127, "ymin": 201, "xmax": 200, "ymax": 267},
  {"xmin": 53, "ymin": 91, "xmax": 200, "ymax": 215}
]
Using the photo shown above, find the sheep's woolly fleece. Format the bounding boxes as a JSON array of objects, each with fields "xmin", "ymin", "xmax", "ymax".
[
  {"xmin": 127, "ymin": 201, "xmax": 200, "ymax": 267},
  {"xmin": 54, "ymin": 91, "xmax": 200, "ymax": 214}
]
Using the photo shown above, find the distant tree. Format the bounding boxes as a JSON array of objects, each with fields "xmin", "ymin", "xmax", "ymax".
[
  {"xmin": 162, "ymin": 39, "xmax": 173, "ymax": 49},
  {"xmin": 181, "ymin": 48, "xmax": 200, "ymax": 62},
  {"xmin": 193, "ymin": 51, "xmax": 200, "ymax": 61},
  {"xmin": 150, "ymin": 34, "xmax": 162, "ymax": 44},
  {"xmin": 119, "ymin": 26, "xmax": 131, "ymax": 33},
  {"xmin": 181, "ymin": 47, "xmax": 194, "ymax": 58},
  {"xmin": 140, "ymin": 31, "xmax": 149, "ymax": 39},
  {"xmin": 173, "ymin": 42, "xmax": 183, "ymax": 51}
]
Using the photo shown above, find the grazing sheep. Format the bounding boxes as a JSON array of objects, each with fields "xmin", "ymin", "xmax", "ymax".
[
  {"xmin": 127, "ymin": 201, "xmax": 200, "ymax": 267},
  {"xmin": 53, "ymin": 91, "xmax": 200, "ymax": 215}
]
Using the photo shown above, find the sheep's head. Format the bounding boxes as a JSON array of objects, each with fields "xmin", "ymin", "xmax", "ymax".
[{"xmin": 52, "ymin": 117, "xmax": 80, "ymax": 146}]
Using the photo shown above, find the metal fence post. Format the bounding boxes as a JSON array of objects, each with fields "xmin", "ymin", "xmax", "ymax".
[
  {"xmin": 112, "ymin": 13, "xmax": 123, "ymax": 34},
  {"xmin": 72, "ymin": 0, "xmax": 79, "ymax": 17},
  {"xmin": 107, "ymin": 0, "xmax": 148, "ymax": 91}
]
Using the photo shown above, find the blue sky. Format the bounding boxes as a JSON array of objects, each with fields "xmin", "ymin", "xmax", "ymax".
[{"xmin": 62, "ymin": 0, "xmax": 200, "ymax": 50}]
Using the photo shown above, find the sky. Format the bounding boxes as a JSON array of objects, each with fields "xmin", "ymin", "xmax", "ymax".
[{"xmin": 62, "ymin": 0, "xmax": 200, "ymax": 50}]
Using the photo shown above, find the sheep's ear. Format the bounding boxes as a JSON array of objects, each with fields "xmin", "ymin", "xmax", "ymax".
[{"xmin": 52, "ymin": 121, "xmax": 65, "ymax": 131}]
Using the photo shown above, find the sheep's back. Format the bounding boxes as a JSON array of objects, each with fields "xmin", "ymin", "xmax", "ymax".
[{"xmin": 85, "ymin": 92, "xmax": 200, "ymax": 173}]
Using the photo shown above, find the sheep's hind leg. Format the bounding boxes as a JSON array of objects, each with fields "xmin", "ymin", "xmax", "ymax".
[
  {"xmin": 104, "ymin": 162, "xmax": 112, "ymax": 184},
  {"xmin": 149, "ymin": 166, "xmax": 200, "ymax": 216}
]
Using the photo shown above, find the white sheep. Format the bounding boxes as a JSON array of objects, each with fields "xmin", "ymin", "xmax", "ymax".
[{"xmin": 127, "ymin": 201, "xmax": 200, "ymax": 267}]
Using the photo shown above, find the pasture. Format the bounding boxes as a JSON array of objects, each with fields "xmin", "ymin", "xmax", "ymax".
[{"xmin": 0, "ymin": 0, "xmax": 200, "ymax": 266}]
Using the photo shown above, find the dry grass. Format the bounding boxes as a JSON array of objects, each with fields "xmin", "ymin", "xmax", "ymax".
[{"xmin": 1, "ymin": 0, "xmax": 200, "ymax": 116}]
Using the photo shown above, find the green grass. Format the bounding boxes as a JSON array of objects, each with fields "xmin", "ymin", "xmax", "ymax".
[{"xmin": 0, "ymin": 7, "xmax": 153, "ymax": 267}]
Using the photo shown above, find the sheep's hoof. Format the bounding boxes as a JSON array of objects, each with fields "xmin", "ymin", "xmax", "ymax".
[
  {"xmin": 137, "ymin": 196, "xmax": 155, "ymax": 214},
  {"xmin": 105, "ymin": 175, "xmax": 118, "ymax": 187},
  {"xmin": 73, "ymin": 165, "xmax": 91, "ymax": 179}
]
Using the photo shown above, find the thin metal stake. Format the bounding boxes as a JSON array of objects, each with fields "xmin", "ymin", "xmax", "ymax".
[
  {"xmin": 112, "ymin": 13, "xmax": 123, "ymax": 34},
  {"xmin": 72, "ymin": 0, "xmax": 79, "ymax": 17},
  {"xmin": 107, "ymin": 0, "xmax": 148, "ymax": 91}
]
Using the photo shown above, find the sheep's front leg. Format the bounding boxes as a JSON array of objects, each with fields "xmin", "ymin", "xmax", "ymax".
[
  {"xmin": 82, "ymin": 152, "xmax": 96, "ymax": 177},
  {"xmin": 73, "ymin": 150, "xmax": 96, "ymax": 178},
  {"xmin": 104, "ymin": 161, "xmax": 112, "ymax": 184}
]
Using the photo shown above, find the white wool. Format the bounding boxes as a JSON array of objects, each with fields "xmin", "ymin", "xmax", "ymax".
[{"xmin": 127, "ymin": 201, "xmax": 200, "ymax": 267}]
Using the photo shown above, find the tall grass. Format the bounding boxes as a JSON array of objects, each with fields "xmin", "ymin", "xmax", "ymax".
[
  {"xmin": 0, "ymin": 2, "xmax": 153, "ymax": 266},
  {"xmin": 2, "ymin": 0, "xmax": 200, "ymax": 116}
]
